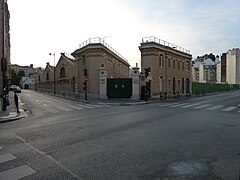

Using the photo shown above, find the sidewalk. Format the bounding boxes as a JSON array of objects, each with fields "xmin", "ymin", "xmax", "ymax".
[{"xmin": 0, "ymin": 91, "xmax": 26, "ymax": 124}]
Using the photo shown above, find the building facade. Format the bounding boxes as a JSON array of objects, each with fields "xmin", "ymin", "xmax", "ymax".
[
  {"xmin": 71, "ymin": 37, "xmax": 130, "ymax": 98},
  {"xmin": 0, "ymin": 0, "xmax": 10, "ymax": 110},
  {"xmin": 226, "ymin": 48, "xmax": 240, "ymax": 84},
  {"xmin": 221, "ymin": 53, "xmax": 226, "ymax": 83},
  {"xmin": 139, "ymin": 36, "xmax": 192, "ymax": 96}
]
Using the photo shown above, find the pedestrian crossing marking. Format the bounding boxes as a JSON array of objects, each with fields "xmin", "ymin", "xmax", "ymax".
[
  {"xmin": 222, "ymin": 106, "xmax": 238, "ymax": 112},
  {"xmin": 67, "ymin": 104, "xmax": 84, "ymax": 110},
  {"xmin": 170, "ymin": 103, "xmax": 190, "ymax": 107},
  {"xmin": 87, "ymin": 104, "xmax": 104, "ymax": 108},
  {"xmin": 181, "ymin": 103, "xmax": 201, "ymax": 108},
  {"xmin": 55, "ymin": 106, "xmax": 72, "ymax": 112},
  {"xmin": 160, "ymin": 103, "xmax": 178, "ymax": 107},
  {"xmin": 207, "ymin": 105, "xmax": 224, "ymax": 110},
  {"xmin": 0, "ymin": 165, "xmax": 36, "ymax": 180},
  {"xmin": 0, "ymin": 153, "xmax": 17, "ymax": 164},
  {"xmin": 193, "ymin": 104, "xmax": 212, "ymax": 109},
  {"xmin": 76, "ymin": 104, "xmax": 94, "ymax": 109}
]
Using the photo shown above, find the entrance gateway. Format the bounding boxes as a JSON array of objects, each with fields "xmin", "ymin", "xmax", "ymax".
[{"xmin": 107, "ymin": 78, "xmax": 132, "ymax": 99}]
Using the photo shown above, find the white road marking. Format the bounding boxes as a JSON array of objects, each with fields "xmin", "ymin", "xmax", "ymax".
[
  {"xmin": 222, "ymin": 106, "xmax": 238, "ymax": 112},
  {"xmin": 160, "ymin": 103, "xmax": 178, "ymax": 107},
  {"xmin": 0, "ymin": 153, "xmax": 17, "ymax": 164},
  {"xmin": 170, "ymin": 103, "xmax": 190, "ymax": 107},
  {"xmin": 36, "ymin": 99, "xmax": 39, "ymax": 102},
  {"xmin": 76, "ymin": 104, "xmax": 94, "ymax": 109},
  {"xmin": 67, "ymin": 104, "xmax": 84, "ymax": 110},
  {"xmin": 0, "ymin": 146, "xmax": 3, "ymax": 150},
  {"xmin": 43, "ymin": 104, "xmax": 48, "ymax": 106},
  {"xmin": 55, "ymin": 106, "xmax": 72, "ymax": 112},
  {"xmin": 193, "ymin": 104, "xmax": 212, "ymax": 109},
  {"xmin": 181, "ymin": 103, "xmax": 201, "ymax": 108},
  {"xmin": 86, "ymin": 104, "xmax": 103, "ymax": 108},
  {"xmin": 207, "ymin": 105, "xmax": 224, "ymax": 110},
  {"xmin": 0, "ymin": 165, "xmax": 36, "ymax": 180}
]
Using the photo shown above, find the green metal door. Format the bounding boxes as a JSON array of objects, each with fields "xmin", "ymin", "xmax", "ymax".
[{"xmin": 107, "ymin": 78, "xmax": 132, "ymax": 98}]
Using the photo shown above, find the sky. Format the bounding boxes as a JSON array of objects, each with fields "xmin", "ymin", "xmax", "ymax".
[{"xmin": 7, "ymin": 0, "xmax": 240, "ymax": 68}]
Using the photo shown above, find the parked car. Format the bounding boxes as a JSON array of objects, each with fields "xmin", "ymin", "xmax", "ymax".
[
  {"xmin": 10, "ymin": 85, "xmax": 17, "ymax": 91},
  {"xmin": 13, "ymin": 86, "xmax": 21, "ymax": 93}
]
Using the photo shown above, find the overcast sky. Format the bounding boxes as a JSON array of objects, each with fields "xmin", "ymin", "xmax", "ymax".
[{"xmin": 8, "ymin": 0, "xmax": 240, "ymax": 68}]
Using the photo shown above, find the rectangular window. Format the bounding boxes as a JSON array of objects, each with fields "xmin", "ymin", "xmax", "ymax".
[
  {"xmin": 82, "ymin": 55, "xmax": 86, "ymax": 66},
  {"xmin": 159, "ymin": 54, "xmax": 164, "ymax": 67},
  {"xmin": 182, "ymin": 62, "xmax": 185, "ymax": 70},
  {"xmin": 168, "ymin": 59, "xmax": 171, "ymax": 68},
  {"xmin": 178, "ymin": 61, "xmax": 180, "ymax": 69},
  {"xmin": 173, "ymin": 60, "xmax": 176, "ymax": 69}
]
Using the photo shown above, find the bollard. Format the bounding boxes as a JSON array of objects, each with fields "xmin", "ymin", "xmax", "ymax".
[{"xmin": 14, "ymin": 92, "xmax": 20, "ymax": 113}]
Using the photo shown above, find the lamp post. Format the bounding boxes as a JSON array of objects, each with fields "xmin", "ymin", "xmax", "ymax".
[{"xmin": 49, "ymin": 52, "xmax": 56, "ymax": 94}]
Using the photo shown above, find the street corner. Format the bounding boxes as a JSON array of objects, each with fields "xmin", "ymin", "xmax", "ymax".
[{"xmin": 0, "ymin": 109, "xmax": 26, "ymax": 124}]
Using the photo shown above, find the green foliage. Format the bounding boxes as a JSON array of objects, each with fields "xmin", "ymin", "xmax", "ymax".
[
  {"xmin": 192, "ymin": 82, "xmax": 240, "ymax": 95},
  {"xmin": 10, "ymin": 69, "xmax": 25, "ymax": 86},
  {"xmin": 17, "ymin": 70, "xmax": 25, "ymax": 77}
]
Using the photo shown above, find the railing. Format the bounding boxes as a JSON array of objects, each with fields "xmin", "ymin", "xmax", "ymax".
[
  {"xmin": 142, "ymin": 36, "xmax": 191, "ymax": 54},
  {"xmin": 78, "ymin": 37, "xmax": 128, "ymax": 63}
]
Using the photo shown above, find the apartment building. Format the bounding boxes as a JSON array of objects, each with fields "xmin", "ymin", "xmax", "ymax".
[
  {"xmin": 226, "ymin": 48, "xmax": 240, "ymax": 84},
  {"xmin": 139, "ymin": 36, "xmax": 192, "ymax": 96}
]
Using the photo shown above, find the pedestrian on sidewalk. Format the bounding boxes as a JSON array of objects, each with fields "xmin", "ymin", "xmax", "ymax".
[{"xmin": 14, "ymin": 92, "xmax": 20, "ymax": 114}]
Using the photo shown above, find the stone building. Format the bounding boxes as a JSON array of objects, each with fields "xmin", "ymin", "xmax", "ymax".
[
  {"xmin": 139, "ymin": 36, "xmax": 192, "ymax": 96},
  {"xmin": 71, "ymin": 37, "xmax": 130, "ymax": 98},
  {"xmin": 0, "ymin": 0, "xmax": 10, "ymax": 110}
]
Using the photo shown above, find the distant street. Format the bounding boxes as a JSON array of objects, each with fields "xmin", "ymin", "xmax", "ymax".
[{"xmin": 0, "ymin": 90, "xmax": 240, "ymax": 179}]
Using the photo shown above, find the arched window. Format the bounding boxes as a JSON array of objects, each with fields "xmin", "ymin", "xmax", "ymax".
[
  {"xmin": 60, "ymin": 67, "xmax": 66, "ymax": 78},
  {"xmin": 46, "ymin": 73, "xmax": 49, "ymax": 80}
]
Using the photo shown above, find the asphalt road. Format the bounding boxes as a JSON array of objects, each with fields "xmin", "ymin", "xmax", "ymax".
[{"xmin": 0, "ymin": 90, "xmax": 240, "ymax": 180}]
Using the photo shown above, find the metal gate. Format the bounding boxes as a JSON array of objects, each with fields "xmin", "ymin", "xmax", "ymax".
[{"xmin": 107, "ymin": 78, "xmax": 132, "ymax": 99}]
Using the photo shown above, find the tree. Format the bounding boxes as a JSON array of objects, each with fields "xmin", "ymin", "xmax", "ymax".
[
  {"xmin": 10, "ymin": 69, "xmax": 25, "ymax": 86},
  {"xmin": 17, "ymin": 70, "xmax": 25, "ymax": 77},
  {"xmin": 11, "ymin": 69, "xmax": 17, "ymax": 79}
]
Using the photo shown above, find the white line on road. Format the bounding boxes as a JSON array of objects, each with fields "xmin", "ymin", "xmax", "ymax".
[
  {"xmin": 0, "ymin": 165, "xmax": 36, "ymax": 180},
  {"xmin": 222, "ymin": 106, "xmax": 238, "ymax": 112},
  {"xmin": 76, "ymin": 104, "xmax": 94, "ymax": 109},
  {"xmin": 160, "ymin": 103, "xmax": 178, "ymax": 107},
  {"xmin": 67, "ymin": 104, "xmax": 84, "ymax": 110},
  {"xmin": 43, "ymin": 104, "xmax": 48, "ymax": 106},
  {"xmin": 181, "ymin": 103, "xmax": 201, "ymax": 108},
  {"xmin": 86, "ymin": 104, "xmax": 104, "ymax": 108},
  {"xmin": 36, "ymin": 99, "xmax": 39, "ymax": 102},
  {"xmin": 193, "ymin": 104, "xmax": 212, "ymax": 109},
  {"xmin": 0, "ymin": 153, "xmax": 17, "ymax": 164},
  {"xmin": 0, "ymin": 146, "xmax": 3, "ymax": 150},
  {"xmin": 55, "ymin": 106, "xmax": 72, "ymax": 112},
  {"xmin": 207, "ymin": 105, "xmax": 224, "ymax": 110},
  {"xmin": 170, "ymin": 103, "xmax": 190, "ymax": 107}
]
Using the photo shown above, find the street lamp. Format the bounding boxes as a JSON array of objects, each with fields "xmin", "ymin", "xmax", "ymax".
[{"xmin": 49, "ymin": 52, "xmax": 56, "ymax": 94}]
